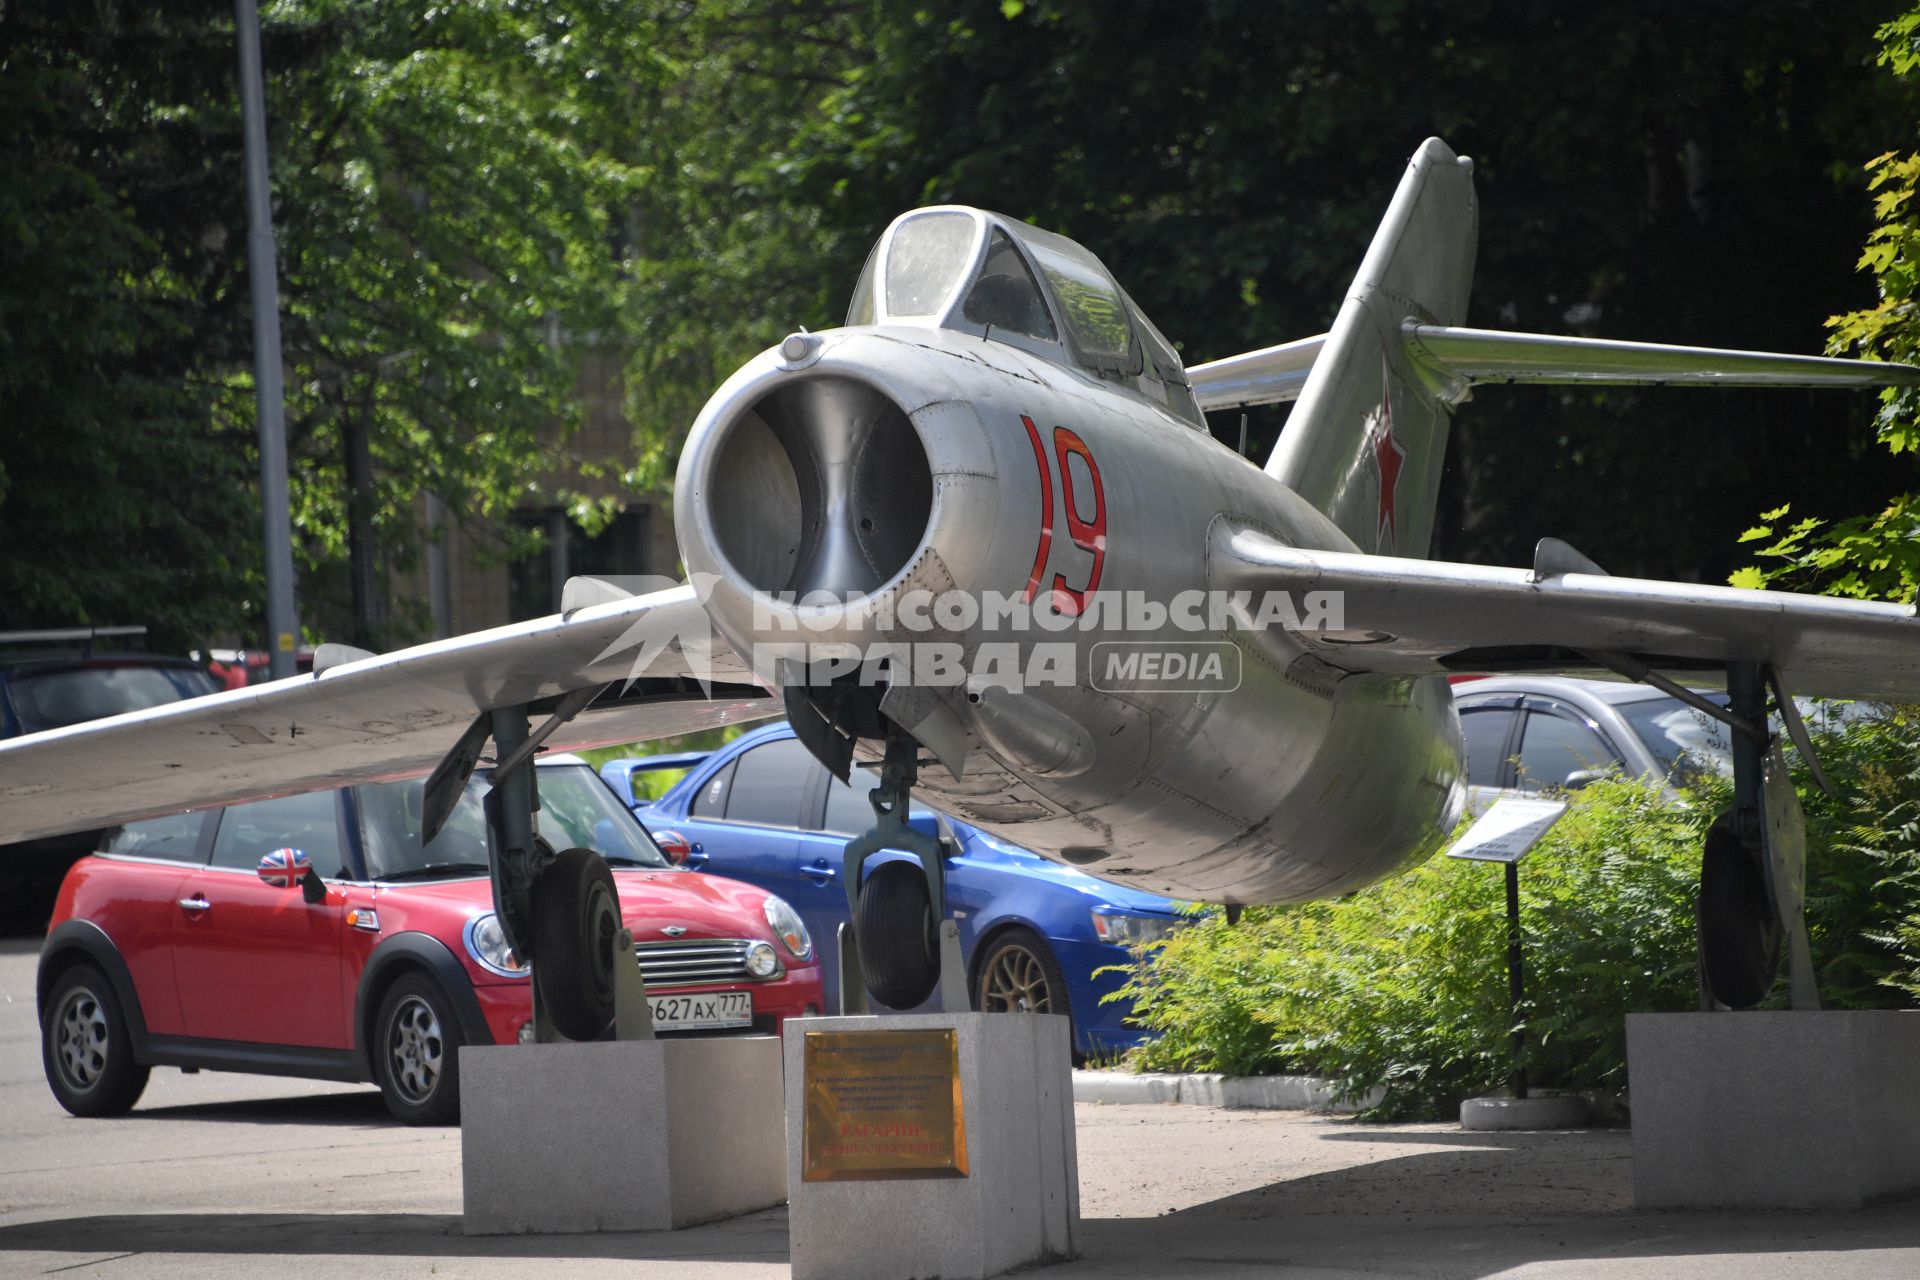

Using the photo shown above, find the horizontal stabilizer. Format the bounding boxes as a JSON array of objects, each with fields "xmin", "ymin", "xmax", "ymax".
[
  {"xmin": 1189, "ymin": 335, "xmax": 1327, "ymax": 411},
  {"xmin": 1192, "ymin": 326, "xmax": 1920, "ymax": 412},
  {"xmin": 1404, "ymin": 325, "xmax": 1920, "ymax": 398}
]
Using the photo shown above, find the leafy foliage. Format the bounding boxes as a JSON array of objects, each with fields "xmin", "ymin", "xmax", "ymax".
[
  {"xmin": 1733, "ymin": 9, "xmax": 1920, "ymax": 602},
  {"xmin": 788, "ymin": 0, "xmax": 1915, "ymax": 582},
  {"xmin": 0, "ymin": 1, "xmax": 260, "ymax": 652},
  {"xmin": 1115, "ymin": 710, "xmax": 1920, "ymax": 1119},
  {"xmin": 1116, "ymin": 779, "xmax": 1705, "ymax": 1118},
  {"xmin": 0, "ymin": 1, "xmax": 667, "ymax": 648}
]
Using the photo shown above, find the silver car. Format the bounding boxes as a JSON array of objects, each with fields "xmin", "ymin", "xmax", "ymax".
[{"xmin": 1452, "ymin": 675, "xmax": 1871, "ymax": 810}]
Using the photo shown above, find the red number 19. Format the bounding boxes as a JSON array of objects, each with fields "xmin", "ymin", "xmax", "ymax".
[{"xmin": 1020, "ymin": 416, "xmax": 1107, "ymax": 616}]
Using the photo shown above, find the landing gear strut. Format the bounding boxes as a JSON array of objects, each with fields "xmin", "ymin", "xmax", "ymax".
[
  {"xmin": 836, "ymin": 731, "xmax": 968, "ymax": 1014},
  {"xmin": 1693, "ymin": 663, "xmax": 1818, "ymax": 1010},
  {"xmin": 425, "ymin": 698, "xmax": 655, "ymax": 1043}
]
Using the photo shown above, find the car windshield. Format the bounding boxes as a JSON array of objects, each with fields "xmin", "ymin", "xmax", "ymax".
[
  {"xmin": 1617, "ymin": 691, "xmax": 1883, "ymax": 788},
  {"xmin": 1617, "ymin": 693, "xmax": 1734, "ymax": 784},
  {"xmin": 9, "ymin": 663, "xmax": 216, "ymax": 731},
  {"xmin": 356, "ymin": 764, "xmax": 670, "ymax": 879}
]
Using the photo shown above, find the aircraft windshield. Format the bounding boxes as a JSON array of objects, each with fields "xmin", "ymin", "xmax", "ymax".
[
  {"xmin": 1016, "ymin": 223, "xmax": 1135, "ymax": 368},
  {"xmin": 962, "ymin": 230, "xmax": 1056, "ymax": 341},
  {"xmin": 356, "ymin": 764, "xmax": 670, "ymax": 879},
  {"xmin": 884, "ymin": 211, "xmax": 977, "ymax": 317}
]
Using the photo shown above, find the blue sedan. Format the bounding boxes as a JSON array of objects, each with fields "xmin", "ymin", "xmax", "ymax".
[{"xmin": 600, "ymin": 722, "xmax": 1181, "ymax": 1059}]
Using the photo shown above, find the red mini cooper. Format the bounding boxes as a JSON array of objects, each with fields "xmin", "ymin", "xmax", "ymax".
[{"xmin": 37, "ymin": 756, "xmax": 822, "ymax": 1124}]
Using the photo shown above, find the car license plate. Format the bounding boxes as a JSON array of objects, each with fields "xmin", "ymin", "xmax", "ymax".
[{"xmin": 647, "ymin": 990, "xmax": 753, "ymax": 1030}]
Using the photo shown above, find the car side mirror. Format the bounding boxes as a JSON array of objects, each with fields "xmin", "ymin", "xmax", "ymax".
[
  {"xmin": 1563, "ymin": 767, "xmax": 1611, "ymax": 791},
  {"xmin": 257, "ymin": 847, "xmax": 312, "ymax": 889}
]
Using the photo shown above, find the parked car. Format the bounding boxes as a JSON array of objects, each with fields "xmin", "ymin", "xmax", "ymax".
[
  {"xmin": 600, "ymin": 723, "xmax": 1184, "ymax": 1060},
  {"xmin": 1453, "ymin": 675, "xmax": 1723, "ymax": 808},
  {"xmin": 1451, "ymin": 674, "xmax": 1872, "ymax": 807},
  {"xmin": 38, "ymin": 755, "xmax": 822, "ymax": 1124},
  {"xmin": 2, "ymin": 628, "xmax": 223, "ymax": 929}
]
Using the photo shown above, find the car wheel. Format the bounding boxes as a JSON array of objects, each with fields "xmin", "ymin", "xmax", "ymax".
[
  {"xmin": 374, "ymin": 971, "xmax": 465, "ymax": 1125},
  {"xmin": 530, "ymin": 847, "xmax": 622, "ymax": 1042},
  {"xmin": 854, "ymin": 860, "xmax": 939, "ymax": 1010},
  {"xmin": 973, "ymin": 926, "xmax": 1071, "ymax": 1018},
  {"xmin": 42, "ymin": 964, "xmax": 149, "ymax": 1117}
]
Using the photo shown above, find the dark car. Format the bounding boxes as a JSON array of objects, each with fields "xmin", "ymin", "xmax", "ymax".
[
  {"xmin": 38, "ymin": 755, "xmax": 822, "ymax": 1124},
  {"xmin": 601, "ymin": 722, "xmax": 1184, "ymax": 1060},
  {"xmin": 1, "ymin": 629, "xmax": 221, "ymax": 927}
]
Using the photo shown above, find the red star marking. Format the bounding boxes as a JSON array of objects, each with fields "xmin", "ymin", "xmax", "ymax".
[{"xmin": 1371, "ymin": 382, "xmax": 1406, "ymax": 549}]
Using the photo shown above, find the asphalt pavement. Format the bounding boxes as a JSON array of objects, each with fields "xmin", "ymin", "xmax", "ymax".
[{"xmin": 1, "ymin": 936, "xmax": 1917, "ymax": 1278}]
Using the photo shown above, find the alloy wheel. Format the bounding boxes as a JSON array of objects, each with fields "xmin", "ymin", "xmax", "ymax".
[
  {"xmin": 980, "ymin": 945, "xmax": 1052, "ymax": 1014},
  {"xmin": 53, "ymin": 986, "xmax": 110, "ymax": 1093},
  {"xmin": 387, "ymin": 994, "xmax": 444, "ymax": 1104}
]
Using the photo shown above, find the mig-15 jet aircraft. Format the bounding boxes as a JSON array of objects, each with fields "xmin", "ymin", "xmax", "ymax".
[{"xmin": 6, "ymin": 138, "xmax": 1917, "ymax": 1040}]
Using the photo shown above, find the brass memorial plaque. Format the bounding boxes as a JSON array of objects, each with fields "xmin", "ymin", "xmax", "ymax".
[{"xmin": 802, "ymin": 1028, "xmax": 969, "ymax": 1181}]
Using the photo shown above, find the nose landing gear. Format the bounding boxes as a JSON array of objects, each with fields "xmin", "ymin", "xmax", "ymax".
[{"xmin": 834, "ymin": 732, "xmax": 969, "ymax": 1014}]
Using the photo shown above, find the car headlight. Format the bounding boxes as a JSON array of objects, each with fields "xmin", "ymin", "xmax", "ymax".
[
  {"xmin": 763, "ymin": 895, "xmax": 812, "ymax": 960},
  {"xmin": 465, "ymin": 913, "xmax": 528, "ymax": 978},
  {"xmin": 1090, "ymin": 910, "xmax": 1180, "ymax": 948},
  {"xmin": 745, "ymin": 940, "xmax": 782, "ymax": 978}
]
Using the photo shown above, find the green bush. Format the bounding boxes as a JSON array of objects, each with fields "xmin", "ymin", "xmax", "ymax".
[{"xmin": 1112, "ymin": 709, "xmax": 1920, "ymax": 1119}]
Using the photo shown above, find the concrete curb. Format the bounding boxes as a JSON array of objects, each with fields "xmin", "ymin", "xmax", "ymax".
[{"xmin": 1072, "ymin": 1069, "xmax": 1382, "ymax": 1114}]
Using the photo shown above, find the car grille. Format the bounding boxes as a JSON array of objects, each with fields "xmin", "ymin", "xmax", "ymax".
[{"xmin": 633, "ymin": 937, "xmax": 761, "ymax": 987}]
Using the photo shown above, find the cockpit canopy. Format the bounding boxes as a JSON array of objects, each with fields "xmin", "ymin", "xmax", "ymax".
[{"xmin": 845, "ymin": 207, "xmax": 1204, "ymax": 428}]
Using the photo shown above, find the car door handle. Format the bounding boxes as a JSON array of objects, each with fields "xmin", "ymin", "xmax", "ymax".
[
  {"xmin": 177, "ymin": 895, "xmax": 211, "ymax": 913},
  {"xmin": 803, "ymin": 861, "xmax": 837, "ymax": 881}
]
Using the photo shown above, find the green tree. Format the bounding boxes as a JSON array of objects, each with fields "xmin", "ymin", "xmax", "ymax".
[
  {"xmin": 1733, "ymin": 8, "xmax": 1920, "ymax": 602},
  {"xmin": 0, "ymin": 1, "xmax": 670, "ymax": 650},
  {"xmin": 776, "ymin": 0, "xmax": 1916, "ymax": 582},
  {"xmin": 0, "ymin": 2, "xmax": 261, "ymax": 653}
]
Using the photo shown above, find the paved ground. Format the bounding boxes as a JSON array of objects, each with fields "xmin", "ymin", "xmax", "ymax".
[{"xmin": 2, "ymin": 936, "xmax": 1917, "ymax": 1278}]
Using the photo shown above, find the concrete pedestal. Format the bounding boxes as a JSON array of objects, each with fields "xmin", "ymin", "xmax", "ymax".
[
  {"xmin": 1627, "ymin": 1011, "xmax": 1920, "ymax": 1208},
  {"xmin": 785, "ymin": 1013, "xmax": 1079, "ymax": 1280},
  {"xmin": 461, "ymin": 1037, "xmax": 786, "ymax": 1234}
]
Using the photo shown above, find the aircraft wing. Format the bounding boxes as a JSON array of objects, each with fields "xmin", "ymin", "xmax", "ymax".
[
  {"xmin": 1214, "ymin": 527, "xmax": 1920, "ymax": 701},
  {"xmin": 0, "ymin": 584, "xmax": 776, "ymax": 845}
]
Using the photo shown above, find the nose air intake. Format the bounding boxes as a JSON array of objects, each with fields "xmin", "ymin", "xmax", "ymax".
[{"xmin": 706, "ymin": 374, "xmax": 933, "ymax": 598}]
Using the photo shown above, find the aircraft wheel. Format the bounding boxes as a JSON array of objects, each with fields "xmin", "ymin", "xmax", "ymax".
[
  {"xmin": 855, "ymin": 860, "xmax": 940, "ymax": 1009},
  {"xmin": 530, "ymin": 847, "xmax": 622, "ymax": 1041},
  {"xmin": 1698, "ymin": 813, "xmax": 1781, "ymax": 1009},
  {"xmin": 42, "ymin": 964, "xmax": 149, "ymax": 1117}
]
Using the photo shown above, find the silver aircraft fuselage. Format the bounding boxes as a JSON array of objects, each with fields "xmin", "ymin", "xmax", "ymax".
[{"xmin": 675, "ymin": 324, "xmax": 1465, "ymax": 904}]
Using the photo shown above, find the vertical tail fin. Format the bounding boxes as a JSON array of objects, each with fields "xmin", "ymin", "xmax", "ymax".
[{"xmin": 1268, "ymin": 138, "xmax": 1477, "ymax": 558}]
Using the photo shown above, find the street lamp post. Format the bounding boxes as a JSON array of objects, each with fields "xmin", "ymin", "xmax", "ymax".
[{"xmin": 235, "ymin": 0, "xmax": 300, "ymax": 678}]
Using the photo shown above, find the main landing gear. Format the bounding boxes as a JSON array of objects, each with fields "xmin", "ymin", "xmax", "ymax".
[
  {"xmin": 425, "ymin": 695, "xmax": 655, "ymax": 1044},
  {"xmin": 1692, "ymin": 662, "xmax": 1821, "ymax": 1010},
  {"xmin": 1589, "ymin": 657, "xmax": 1820, "ymax": 1010}
]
